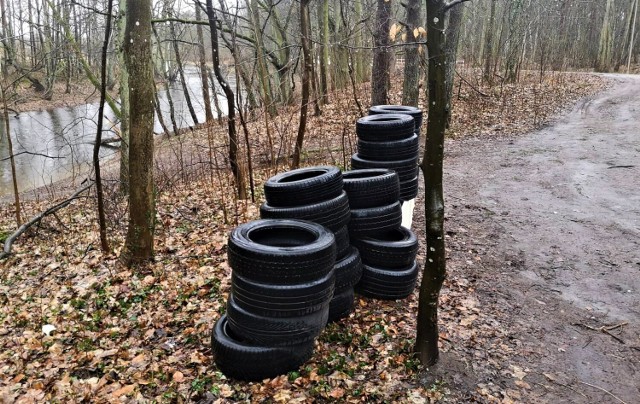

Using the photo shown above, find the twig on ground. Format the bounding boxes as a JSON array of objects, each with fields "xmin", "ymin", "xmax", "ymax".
[
  {"xmin": 0, "ymin": 182, "xmax": 94, "ymax": 260},
  {"xmin": 578, "ymin": 381, "xmax": 628, "ymax": 404},
  {"xmin": 607, "ymin": 165, "xmax": 635, "ymax": 169},
  {"xmin": 573, "ymin": 322, "xmax": 627, "ymax": 344}
]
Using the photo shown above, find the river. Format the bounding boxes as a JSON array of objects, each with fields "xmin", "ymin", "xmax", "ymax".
[{"xmin": 0, "ymin": 67, "xmax": 233, "ymax": 197}]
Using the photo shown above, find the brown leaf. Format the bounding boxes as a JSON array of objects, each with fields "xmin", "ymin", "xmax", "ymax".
[{"xmin": 111, "ymin": 384, "xmax": 136, "ymax": 397}]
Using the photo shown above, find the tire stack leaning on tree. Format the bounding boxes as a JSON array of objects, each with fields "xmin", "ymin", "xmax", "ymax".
[
  {"xmin": 211, "ymin": 219, "xmax": 336, "ymax": 381},
  {"xmin": 259, "ymin": 166, "xmax": 360, "ymax": 322},
  {"xmin": 342, "ymin": 169, "xmax": 419, "ymax": 300}
]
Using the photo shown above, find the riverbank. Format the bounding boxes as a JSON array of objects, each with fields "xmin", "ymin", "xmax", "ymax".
[{"xmin": 0, "ymin": 70, "xmax": 612, "ymax": 402}]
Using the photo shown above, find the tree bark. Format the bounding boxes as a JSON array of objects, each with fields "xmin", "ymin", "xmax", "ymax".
[
  {"xmin": 318, "ymin": 0, "xmax": 330, "ymax": 104},
  {"xmin": 596, "ymin": 0, "xmax": 615, "ymax": 72},
  {"xmin": 195, "ymin": 5, "xmax": 214, "ymax": 122},
  {"xmin": 93, "ymin": 0, "xmax": 114, "ymax": 254},
  {"xmin": 402, "ymin": 0, "xmax": 422, "ymax": 106},
  {"xmin": 122, "ymin": 0, "xmax": 156, "ymax": 265},
  {"xmin": 206, "ymin": 0, "xmax": 247, "ymax": 200},
  {"xmin": 483, "ymin": 0, "xmax": 496, "ymax": 83},
  {"xmin": 292, "ymin": 0, "xmax": 312, "ymax": 169},
  {"xmin": 1, "ymin": 85, "xmax": 21, "ymax": 227},
  {"xmin": 371, "ymin": 0, "xmax": 392, "ymax": 105},
  {"xmin": 118, "ymin": 0, "xmax": 130, "ymax": 194},
  {"xmin": 415, "ymin": 0, "xmax": 465, "ymax": 367}
]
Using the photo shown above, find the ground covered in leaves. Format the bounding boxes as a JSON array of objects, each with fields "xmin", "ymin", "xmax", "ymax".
[{"xmin": 0, "ymin": 70, "xmax": 611, "ymax": 402}]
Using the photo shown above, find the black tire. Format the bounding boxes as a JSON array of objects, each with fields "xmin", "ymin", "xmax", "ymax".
[
  {"xmin": 342, "ymin": 169, "xmax": 400, "ymax": 209},
  {"xmin": 231, "ymin": 269, "xmax": 335, "ymax": 318},
  {"xmin": 226, "ymin": 294, "xmax": 329, "ymax": 346},
  {"xmin": 351, "ymin": 154, "xmax": 419, "ymax": 182},
  {"xmin": 351, "ymin": 226, "xmax": 418, "ymax": 269},
  {"xmin": 355, "ymin": 261, "xmax": 419, "ymax": 300},
  {"xmin": 334, "ymin": 225, "xmax": 351, "ymax": 260},
  {"xmin": 356, "ymin": 114, "xmax": 415, "ymax": 141},
  {"xmin": 368, "ymin": 105, "xmax": 423, "ymax": 134},
  {"xmin": 399, "ymin": 176, "xmax": 419, "ymax": 201},
  {"xmin": 348, "ymin": 201, "xmax": 402, "ymax": 237},
  {"xmin": 264, "ymin": 166, "xmax": 343, "ymax": 207},
  {"xmin": 211, "ymin": 315, "xmax": 314, "ymax": 381},
  {"xmin": 260, "ymin": 191, "xmax": 350, "ymax": 232},
  {"xmin": 357, "ymin": 134, "xmax": 419, "ymax": 162},
  {"xmin": 328, "ymin": 288, "xmax": 355, "ymax": 323},
  {"xmin": 228, "ymin": 219, "xmax": 336, "ymax": 284},
  {"xmin": 334, "ymin": 247, "xmax": 363, "ymax": 290}
]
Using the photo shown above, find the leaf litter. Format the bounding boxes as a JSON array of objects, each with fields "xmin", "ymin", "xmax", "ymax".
[{"xmin": 0, "ymin": 70, "xmax": 609, "ymax": 402}]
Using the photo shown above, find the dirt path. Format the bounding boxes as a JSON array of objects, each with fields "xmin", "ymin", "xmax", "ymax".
[{"xmin": 436, "ymin": 74, "xmax": 639, "ymax": 402}]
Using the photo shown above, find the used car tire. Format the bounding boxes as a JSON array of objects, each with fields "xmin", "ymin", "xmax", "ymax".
[
  {"xmin": 342, "ymin": 169, "xmax": 400, "ymax": 209},
  {"xmin": 348, "ymin": 201, "xmax": 402, "ymax": 237},
  {"xmin": 226, "ymin": 294, "xmax": 329, "ymax": 346},
  {"xmin": 260, "ymin": 191, "xmax": 350, "ymax": 232},
  {"xmin": 231, "ymin": 269, "xmax": 335, "ymax": 318},
  {"xmin": 357, "ymin": 134, "xmax": 419, "ymax": 162},
  {"xmin": 368, "ymin": 105, "xmax": 423, "ymax": 135},
  {"xmin": 211, "ymin": 314, "xmax": 314, "ymax": 381},
  {"xmin": 399, "ymin": 176, "xmax": 419, "ymax": 201},
  {"xmin": 334, "ymin": 247, "xmax": 363, "ymax": 291},
  {"xmin": 351, "ymin": 226, "xmax": 418, "ymax": 269},
  {"xmin": 351, "ymin": 154, "xmax": 419, "ymax": 182},
  {"xmin": 328, "ymin": 288, "xmax": 356, "ymax": 323},
  {"xmin": 355, "ymin": 114, "xmax": 415, "ymax": 141},
  {"xmin": 355, "ymin": 261, "xmax": 419, "ymax": 300},
  {"xmin": 334, "ymin": 225, "xmax": 351, "ymax": 259},
  {"xmin": 228, "ymin": 219, "xmax": 336, "ymax": 284},
  {"xmin": 264, "ymin": 166, "xmax": 343, "ymax": 207}
]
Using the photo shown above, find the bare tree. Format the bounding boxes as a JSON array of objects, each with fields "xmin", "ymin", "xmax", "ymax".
[
  {"xmin": 371, "ymin": 0, "xmax": 392, "ymax": 105},
  {"xmin": 292, "ymin": 0, "xmax": 312, "ymax": 169},
  {"xmin": 122, "ymin": 0, "xmax": 156, "ymax": 265}
]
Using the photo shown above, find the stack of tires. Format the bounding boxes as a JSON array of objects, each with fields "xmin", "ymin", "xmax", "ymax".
[
  {"xmin": 259, "ymin": 166, "xmax": 360, "ymax": 322},
  {"xmin": 343, "ymin": 169, "xmax": 419, "ymax": 300},
  {"xmin": 352, "ymin": 113, "xmax": 420, "ymax": 202},
  {"xmin": 211, "ymin": 219, "xmax": 336, "ymax": 381}
]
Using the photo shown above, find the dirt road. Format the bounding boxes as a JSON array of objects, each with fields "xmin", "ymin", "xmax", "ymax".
[{"xmin": 433, "ymin": 74, "xmax": 639, "ymax": 402}]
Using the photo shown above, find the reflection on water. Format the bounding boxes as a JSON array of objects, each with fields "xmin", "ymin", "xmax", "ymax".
[{"xmin": 0, "ymin": 67, "xmax": 233, "ymax": 197}]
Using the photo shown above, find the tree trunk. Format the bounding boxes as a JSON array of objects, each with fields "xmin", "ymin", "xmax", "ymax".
[
  {"xmin": 444, "ymin": 2, "xmax": 465, "ymax": 127},
  {"xmin": 402, "ymin": 0, "xmax": 422, "ymax": 106},
  {"xmin": 318, "ymin": 0, "xmax": 329, "ymax": 104},
  {"xmin": 170, "ymin": 21, "xmax": 199, "ymax": 125},
  {"xmin": 93, "ymin": 0, "xmax": 113, "ymax": 254},
  {"xmin": 627, "ymin": 0, "xmax": 638, "ymax": 73},
  {"xmin": 1, "ymin": 85, "xmax": 21, "ymax": 226},
  {"xmin": 195, "ymin": 5, "xmax": 214, "ymax": 122},
  {"xmin": 250, "ymin": 0, "xmax": 277, "ymax": 117},
  {"xmin": 483, "ymin": 0, "xmax": 496, "ymax": 83},
  {"xmin": 415, "ymin": 0, "xmax": 462, "ymax": 367},
  {"xmin": 292, "ymin": 0, "xmax": 312, "ymax": 169},
  {"xmin": 206, "ymin": 0, "xmax": 247, "ymax": 200},
  {"xmin": 152, "ymin": 25, "xmax": 180, "ymax": 135},
  {"xmin": 118, "ymin": 0, "xmax": 130, "ymax": 194},
  {"xmin": 371, "ymin": 0, "xmax": 392, "ymax": 105},
  {"xmin": 596, "ymin": 0, "xmax": 615, "ymax": 72},
  {"xmin": 122, "ymin": 0, "xmax": 156, "ymax": 265}
]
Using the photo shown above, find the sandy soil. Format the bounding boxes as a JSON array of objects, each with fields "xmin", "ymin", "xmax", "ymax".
[{"xmin": 416, "ymin": 74, "xmax": 639, "ymax": 402}]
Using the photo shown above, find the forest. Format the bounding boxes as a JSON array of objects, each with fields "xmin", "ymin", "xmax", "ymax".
[{"xmin": 0, "ymin": 0, "xmax": 638, "ymax": 402}]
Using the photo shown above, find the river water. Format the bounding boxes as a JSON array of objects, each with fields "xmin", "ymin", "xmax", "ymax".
[{"xmin": 0, "ymin": 68, "xmax": 232, "ymax": 197}]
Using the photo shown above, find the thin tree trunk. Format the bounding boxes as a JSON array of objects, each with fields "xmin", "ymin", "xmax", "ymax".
[
  {"xmin": 206, "ymin": 0, "xmax": 247, "ymax": 200},
  {"xmin": 402, "ymin": 0, "xmax": 422, "ymax": 106},
  {"xmin": 416, "ymin": 0, "xmax": 465, "ymax": 366},
  {"xmin": 483, "ymin": 0, "xmax": 496, "ymax": 83},
  {"xmin": 444, "ymin": 3, "xmax": 465, "ymax": 127},
  {"xmin": 93, "ymin": 0, "xmax": 113, "ymax": 254},
  {"xmin": 170, "ymin": 21, "xmax": 199, "ymax": 125},
  {"xmin": 628, "ymin": 0, "xmax": 638, "ymax": 73},
  {"xmin": 1, "ymin": 85, "xmax": 21, "ymax": 226},
  {"xmin": 318, "ymin": 0, "xmax": 329, "ymax": 104},
  {"xmin": 153, "ymin": 26, "xmax": 180, "ymax": 135},
  {"xmin": 122, "ymin": 0, "xmax": 156, "ymax": 265},
  {"xmin": 292, "ymin": 0, "xmax": 312, "ymax": 169},
  {"xmin": 596, "ymin": 0, "xmax": 615, "ymax": 72},
  {"xmin": 195, "ymin": 5, "xmax": 214, "ymax": 122},
  {"xmin": 250, "ymin": 0, "xmax": 277, "ymax": 117},
  {"xmin": 371, "ymin": 0, "xmax": 392, "ymax": 105}
]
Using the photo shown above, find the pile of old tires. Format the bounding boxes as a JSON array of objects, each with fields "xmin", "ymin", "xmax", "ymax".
[
  {"xmin": 343, "ymin": 168, "xmax": 419, "ymax": 300},
  {"xmin": 259, "ymin": 166, "xmax": 361, "ymax": 323},
  {"xmin": 211, "ymin": 219, "xmax": 336, "ymax": 381},
  {"xmin": 352, "ymin": 107, "xmax": 422, "ymax": 202}
]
